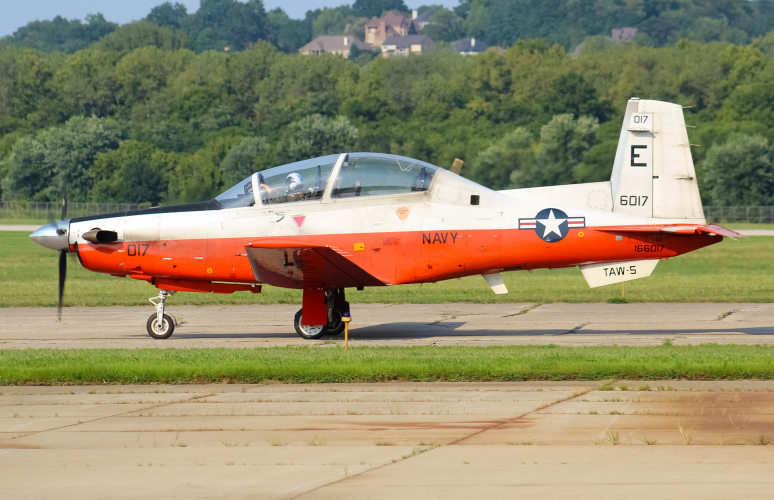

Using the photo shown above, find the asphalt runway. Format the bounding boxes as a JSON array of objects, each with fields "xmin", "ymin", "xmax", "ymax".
[{"xmin": 1, "ymin": 303, "xmax": 772, "ymax": 348}]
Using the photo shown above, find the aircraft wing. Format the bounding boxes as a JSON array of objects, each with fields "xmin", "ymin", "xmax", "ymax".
[
  {"xmin": 244, "ymin": 238, "xmax": 387, "ymax": 289},
  {"xmin": 594, "ymin": 224, "xmax": 741, "ymax": 239}
]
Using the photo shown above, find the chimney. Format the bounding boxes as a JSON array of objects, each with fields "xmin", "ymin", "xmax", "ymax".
[
  {"xmin": 412, "ymin": 9, "xmax": 418, "ymax": 20},
  {"xmin": 471, "ymin": 38, "xmax": 475, "ymax": 47},
  {"xmin": 344, "ymin": 36, "xmax": 349, "ymax": 46}
]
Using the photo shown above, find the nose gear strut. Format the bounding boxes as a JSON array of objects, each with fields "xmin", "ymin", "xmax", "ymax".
[{"xmin": 147, "ymin": 290, "xmax": 176, "ymax": 339}]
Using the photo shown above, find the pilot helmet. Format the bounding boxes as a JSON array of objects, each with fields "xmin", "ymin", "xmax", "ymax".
[{"xmin": 286, "ymin": 173, "xmax": 303, "ymax": 192}]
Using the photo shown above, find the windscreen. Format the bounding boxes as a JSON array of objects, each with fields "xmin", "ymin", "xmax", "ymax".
[
  {"xmin": 215, "ymin": 176, "xmax": 255, "ymax": 209},
  {"xmin": 258, "ymin": 154, "xmax": 340, "ymax": 205}
]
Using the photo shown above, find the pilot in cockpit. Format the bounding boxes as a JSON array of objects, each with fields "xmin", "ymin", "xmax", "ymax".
[{"xmin": 285, "ymin": 173, "xmax": 305, "ymax": 200}]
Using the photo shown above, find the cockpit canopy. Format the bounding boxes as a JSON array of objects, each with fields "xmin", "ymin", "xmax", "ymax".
[{"xmin": 215, "ymin": 153, "xmax": 440, "ymax": 209}]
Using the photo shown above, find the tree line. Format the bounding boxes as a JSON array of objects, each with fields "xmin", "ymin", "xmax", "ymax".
[
  {"xmin": 0, "ymin": 3, "xmax": 773, "ymax": 206},
  {"xmin": 5, "ymin": 0, "xmax": 774, "ymax": 54}
]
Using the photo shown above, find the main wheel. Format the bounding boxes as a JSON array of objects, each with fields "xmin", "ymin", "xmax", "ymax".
[
  {"xmin": 294, "ymin": 309, "xmax": 327, "ymax": 339},
  {"xmin": 147, "ymin": 313, "xmax": 175, "ymax": 339},
  {"xmin": 326, "ymin": 308, "xmax": 345, "ymax": 336}
]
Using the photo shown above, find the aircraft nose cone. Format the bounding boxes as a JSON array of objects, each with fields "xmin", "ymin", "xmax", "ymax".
[{"xmin": 30, "ymin": 220, "xmax": 70, "ymax": 252}]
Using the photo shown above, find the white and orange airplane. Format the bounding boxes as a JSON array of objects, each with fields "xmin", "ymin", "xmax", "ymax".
[{"xmin": 31, "ymin": 98, "xmax": 740, "ymax": 339}]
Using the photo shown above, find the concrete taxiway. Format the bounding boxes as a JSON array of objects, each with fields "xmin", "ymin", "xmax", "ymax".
[
  {"xmin": 2, "ymin": 303, "xmax": 773, "ymax": 498},
  {"xmin": 0, "ymin": 302, "xmax": 772, "ymax": 348},
  {"xmin": 2, "ymin": 381, "xmax": 774, "ymax": 499}
]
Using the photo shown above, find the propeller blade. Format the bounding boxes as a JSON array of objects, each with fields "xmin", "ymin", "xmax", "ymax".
[
  {"xmin": 58, "ymin": 250, "xmax": 66, "ymax": 320},
  {"xmin": 61, "ymin": 184, "xmax": 68, "ymax": 221}
]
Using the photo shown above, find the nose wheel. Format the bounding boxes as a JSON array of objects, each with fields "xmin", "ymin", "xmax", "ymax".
[
  {"xmin": 147, "ymin": 290, "xmax": 176, "ymax": 339},
  {"xmin": 147, "ymin": 313, "xmax": 175, "ymax": 339}
]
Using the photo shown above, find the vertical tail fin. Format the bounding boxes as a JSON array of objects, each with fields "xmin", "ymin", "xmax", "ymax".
[{"xmin": 611, "ymin": 98, "xmax": 705, "ymax": 221}]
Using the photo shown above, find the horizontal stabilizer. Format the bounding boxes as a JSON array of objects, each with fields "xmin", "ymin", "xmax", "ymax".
[
  {"xmin": 245, "ymin": 238, "xmax": 386, "ymax": 289},
  {"xmin": 580, "ymin": 259, "xmax": 659, "ymax": 288},
  {"xmin": 594, "ymin": 224, "xmax": 741, "ymax": 239}
]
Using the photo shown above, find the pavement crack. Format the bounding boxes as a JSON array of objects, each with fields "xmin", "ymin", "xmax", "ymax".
[
  {"xmin": 449, "ymin": 383, "xmax": 601, "ymax": 446},
  {"xmin": 502, "ymin": 303, "xmax": 541, "ymax": 318},
  {"xmin": 6, "ymin": 392, "xmax": 214, "ymax": 441},
  {"xmin": 293, "ymin": 384, "xmax": 603, "ymax": 499}
]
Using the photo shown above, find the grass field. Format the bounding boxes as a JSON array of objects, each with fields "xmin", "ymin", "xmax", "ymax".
[
  {"xmin": 1, "ymin": 231, "xmax": 772, "ymax": 307},
  {"xmin": 1, "ymin": 345, "xmax": 773, "ymax": 385}
]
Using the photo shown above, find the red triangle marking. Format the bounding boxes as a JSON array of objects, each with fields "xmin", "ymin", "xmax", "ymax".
[{"xmin": 292, "ymin": 216, "xmax": 306, "ymax": 227}]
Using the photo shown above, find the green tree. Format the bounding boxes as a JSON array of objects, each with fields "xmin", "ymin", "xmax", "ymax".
[
  {"xmin": 283, "ymin": 114, "xmax": 358, "ymax": 161},
  {"xmin": 50, "ymin": 49, "xmax": 120, "ymax": 117},
  {"xmin": 91, "ymin": 21, "xmax": 191, "ymax": 54},
  {"xmin": 471, "ymin": 127, "xmax": 533, "ymax": 190},
  {"xmin": 267, "ymin": 9, "xmax": 312, "ymax": 53},
  {"xmin": 0, "ymin": 136, "xmax": 46, "ymax": 201},
  {"xmin": 677, "ymin": 16, "xmax": 748, "ymax": 44},
  {"xmin": 165, "ymin": 136, "xmax": 243, "ymax": 202},
  {"xmin": 181, "ymin": 0, "xmax": 272, "ymax": 52},
  {"xmin": 2, "ymin": 14, "xmax": 116, "ymax": 53},
  {"xmin": 312, "ymin": 7, "xmax": 357, "ymax": 38},
  {"xmin": 512, "ymin": 114, "xmax": 598, "ymax": 187},
  {"xmin": 540, "ymin": 73, "xmax": 613, "ymax": 122},
  {"xmin": 114, "ymin": 47, "xmax": 194, "ymax": 108},
  {"xmin": 146, "ymin": 2, "xmax": 189, "ymax": 29},
  {"xmin": 352, "ymin": 0, "xmax": 408, "ymax": 19},
  {"xmin": 0, "ymin": 48, "xmax": 60, "ymax": 128},
  {"xmin": 0, "ymin": 116, "xmax": 127, "ymax": 201},
  {"xmin": 221, "ymin": 136, "xmax": 270, "ymax": 186},
  {"xmin": 226, "ymin": 41, "xmax": 280, "ymax": 117},
  {"xmin": 420, "ymin": 8, "xmax": 465, "ymax": 42},
  {"xmin": 703, "ymin": 134, "xmax": 774, "ymax": 206},
  {"xmin": 90, "ymin": 140, "xmax": 169, "ymax": 203},
  {"xmin": 752, "ymin": 29, "xmax": 774, "ymax": 57}
]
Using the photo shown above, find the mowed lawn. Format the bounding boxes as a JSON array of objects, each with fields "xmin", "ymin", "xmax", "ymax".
[
  {"xmin": 2, "ymin": 345, "xmax": 774, "ymax": 384},
  {"xmin": 1, "ymin": 231, "xmax": 772, "ymax": 307}
]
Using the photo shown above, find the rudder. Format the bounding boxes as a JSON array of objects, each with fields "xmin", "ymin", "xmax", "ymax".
[{"xmin": 611, "ymin": 98, "xmax": 705, "ymax": 222}]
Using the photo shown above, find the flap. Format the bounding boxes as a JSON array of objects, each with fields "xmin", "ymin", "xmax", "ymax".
[
  {"xmin": 245, "ymin": 239, "xmax": 386, "ymax": 289},
  {"xmin": 594, "ymin": 224, "xmax": 741, "ymax": 238}
]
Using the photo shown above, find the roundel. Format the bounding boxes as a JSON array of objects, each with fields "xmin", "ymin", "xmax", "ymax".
[{"xmin": 518, "ymin": 208, "xmax": 586, "ymax": 243}]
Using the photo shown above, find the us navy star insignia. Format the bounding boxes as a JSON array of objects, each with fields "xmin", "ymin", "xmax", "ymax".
[{"xmin": 519, "ymin": 208, "xmax": 585, "ymax": 242}]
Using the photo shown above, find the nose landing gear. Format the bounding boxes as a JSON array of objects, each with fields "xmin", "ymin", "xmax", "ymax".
[{"xmin": 147, "ymin": 290, "xmax": 176, "ymax": 339}]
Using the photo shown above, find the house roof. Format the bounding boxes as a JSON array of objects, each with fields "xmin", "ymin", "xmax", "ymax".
[
  {"xmin": 366, "ymin": 10, "xmax": 411, "ymax": 29},
  {"xmin": 383, "ymin": 10, "xmax": 411, "ymax": 28},
  {"xmin": 453, "ymin": 38, "xmax": 488, "ymax": 53},
  {"xmin": 299, "ymin": 36, "xmax": 370, "ymax": 53},
  {"xmin": 382, "ymin": 35, "xmax": 433, "ymax": 48}
]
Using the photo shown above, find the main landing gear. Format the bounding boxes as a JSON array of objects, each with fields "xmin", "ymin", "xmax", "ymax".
[
  {"xmin": 144, "ymin": 288, "xmax": 349, "ymax": 341},
  {"xmin": 294, "ymin": 308, "xmax": 345, "ymax": 339},
  {"xmin": 147, "ymin": 290, "xmax": 176, "ymax": 339},
  {"xmin": 293, "ymin": 289, "xmax": 349, "ymax": 340}
]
